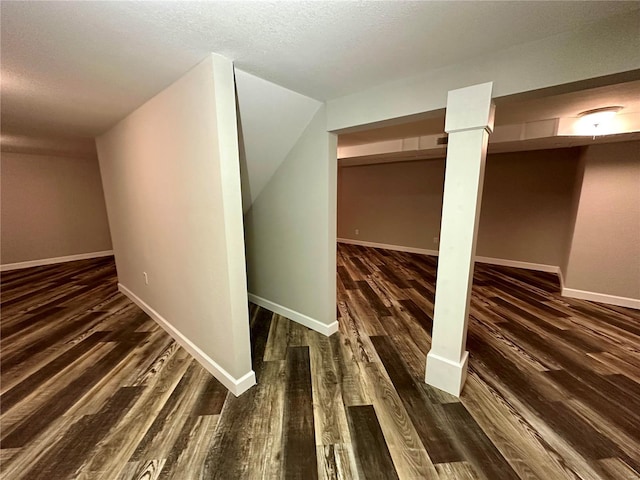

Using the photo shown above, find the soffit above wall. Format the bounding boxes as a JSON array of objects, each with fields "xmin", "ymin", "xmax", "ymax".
[
  {"xmin": 0, "ymin": 133, "xmax": 97, "ymax": 158},
  {"xmin": 495, "ymin": 79, "xmax": 640, "ymax": 126},
  {"xmin": 338, "ymin": 132, "xmax": 640, "ymax": 168},
  {"xmin": 338, "ymin": 79, "xmax": 640, "ymax": 149}
]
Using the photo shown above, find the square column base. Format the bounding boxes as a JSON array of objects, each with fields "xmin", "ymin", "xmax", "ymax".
[{"xmin": 424, "ymin": 350, "xmax": 469, "ymax": 397}]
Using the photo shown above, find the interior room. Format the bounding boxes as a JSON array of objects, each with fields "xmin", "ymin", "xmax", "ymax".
[
  {"xmin": 337, "ymin": 80, "xmax": 640, "ymax": 304},
  {"xmin": 1, "ymin": 2, "xmax": 639, "ymax": 479},
  {"xmin": 332, "ymin": 79, "xmax": 640, "ymax": 478}
]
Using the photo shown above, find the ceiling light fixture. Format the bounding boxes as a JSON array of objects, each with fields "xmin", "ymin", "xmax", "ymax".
[{"xmin": 576, "ymin": 106, "xmax": 623, "ymax": 136}]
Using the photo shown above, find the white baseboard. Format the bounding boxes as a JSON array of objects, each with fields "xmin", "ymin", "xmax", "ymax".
[
  {"xmin": 337, "ymin": 238, "xmax": 559, "ymax": 273},
  {"xmin": 337, "ymin": 238, "xmax": 439, "ymax": 257},
  {"xmin": 558, "ymin": 268, "xmax": 640, "ymax": 310},
  {"xmin": 1, "ymin": 250, "xmax": 114, "ymax": 272},
  {"xmin": 118, "ymin": 283, "xmax": 256, "ymax": 396},
  {"xmin": 561, "ymin": 287, "xmax": 640, "ymax": 310},
  {"xmin": 558, "ymin": 268, "xmax": 566, "ymax": 290},
  {"xmin": 474, "ymin": 255, "xmax": 559, "ymax": 273},
  {"xmin": 248, "ymin": 293, "xmax": 339, "ymax": 337}
]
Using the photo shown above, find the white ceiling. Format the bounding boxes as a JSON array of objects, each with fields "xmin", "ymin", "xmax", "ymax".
[{"xmin": 2, "ymin": 1, "xmax": 638, "ymax": 141}]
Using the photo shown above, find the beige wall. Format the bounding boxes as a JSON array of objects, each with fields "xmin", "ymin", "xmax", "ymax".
[
  {"xmin": 478, "ymin": 149, "xmax": 579, "ymax": 266},
  {"xmin": 338, "ymin": 159, "xmax": 445, "ymax": 251},
  {"xmin": 1, "ymin": 151, "xmax": 112, "ymax": 265},
  {"xmin": 244, "ymin": 105, "xmax": 338, "ymax": 332},
  {"xmin": 560, "ymin": 153, "xmax": 587, "ymax": 276},
  {"xmin": 338, "ymin": 148, "xmax": 580, "ymax": 267},
  {"xmin": 563, "ymin": 141, "xmax": 640, "ymax": 300},
  {"xmin": 96, "ymin": 55, "xmax": 253, "ymax": 392}
]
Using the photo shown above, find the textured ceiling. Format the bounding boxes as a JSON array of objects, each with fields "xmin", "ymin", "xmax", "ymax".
[{"xmin": 1, "ymin": 1, "xmax": 638, "ymax": 140}]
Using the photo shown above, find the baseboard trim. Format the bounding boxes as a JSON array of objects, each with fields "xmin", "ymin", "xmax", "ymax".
[
  {"xmin": 558, "ymin": 268, "xmax": 566, "ymax": 291},
  {"xmin": 1, "ymin": 250, "xmax": 114, "ymax": 272},
  {"xmin": 248, "ymin": 293, "xmax": 339, "ymax": 337},
  {"xmin": 474, "ymin": 255, "xmax": 559, "ymax": 274},
  {"xmin": 561, "ymin": 286, "xmax": 640, "ymax": 310},
  {"xmin": 337, "ymin": 238, "xmax": 439, "ymax": 257},
  {"xmin": 118, "ymin": 283, "xmax": 256, "ymax": 396},
  {"xmin": 337, "ymin": 238, "xmax": 559, "ymax": 273}
]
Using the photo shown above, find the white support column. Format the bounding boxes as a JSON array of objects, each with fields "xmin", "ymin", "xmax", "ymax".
[{"xmin": 425, "ymin": 82, "xmax": 494, "ymax": 396}]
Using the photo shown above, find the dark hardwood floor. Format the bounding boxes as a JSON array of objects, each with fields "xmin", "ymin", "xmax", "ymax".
[{"xmin": 1, "ymin": 244, "xmax": 639, "ymax": 479}]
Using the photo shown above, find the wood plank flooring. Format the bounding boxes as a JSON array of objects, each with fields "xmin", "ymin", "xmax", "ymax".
[{"xmin": 1, "ymin": 244, "xmax": 639, "ymax": 479}]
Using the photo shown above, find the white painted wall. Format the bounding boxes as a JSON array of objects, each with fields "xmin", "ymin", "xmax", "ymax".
[
  {"xmin": 563, "ymin": 140, "xmax": 640, "ymax": 304},
  {"xmin": 243, "ymin": 105, "xmax": 338, "ymax": 335},
  {"xmin": 234, "ymin": 69, "xmax": 321, "ymax": 212},
  {"xmin": 327, "ymin": 10, "xmax": 640, "ymax": 131},
  {"xmin": 96, "ymin": 54, "xmax": 254, "ymax": 394},
  {"xmin": 1, "ymin": 151, "xmax": 113, "ymax": 266}
]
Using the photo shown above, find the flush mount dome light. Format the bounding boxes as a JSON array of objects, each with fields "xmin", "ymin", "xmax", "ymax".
[{"xmin": 576, "ymin": 106, "xmax": 623, "ymax": 136}]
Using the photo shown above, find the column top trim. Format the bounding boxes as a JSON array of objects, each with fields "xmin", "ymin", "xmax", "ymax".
[{"xmin": 445, "ymin": 82, "xmax": 495, "ymax": 134}]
